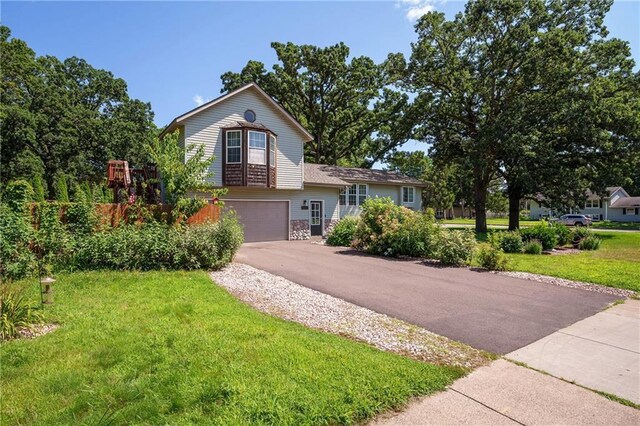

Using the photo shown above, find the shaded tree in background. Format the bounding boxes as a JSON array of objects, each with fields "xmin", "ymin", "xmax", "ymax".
[
  {"xmin": 385, "ymin": 150, "xmax": 457, "ymax": 215},
  {"xmin": 401, "ymin": 0, "xmax": 639, "ymax": 231},
  {"xmin": 221, "ymin": 42, "xmax": 412, "ymax": 167},
  {"xmin": 0, "ymin": 26, "xmax": 157, "ymax": 198}
]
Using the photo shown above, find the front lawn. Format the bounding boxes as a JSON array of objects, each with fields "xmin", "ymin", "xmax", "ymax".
[
  {"xmin": 1, "ymin": 271, "xmax": 462, "ymax": 425},
  {"xmin": 439, "ymin": 218, "xmax": 540, "ymax": 227},
  {"xmin": 471, "ymin": 231, "xmax": 640, "ymax": 292},
  {"xmin": 441, "ymin": 217, "xmax": 640, "ymax": 231}
]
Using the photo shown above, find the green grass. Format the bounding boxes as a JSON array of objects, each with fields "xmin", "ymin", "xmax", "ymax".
[
  {"xmin": 591, "ymin": 221, "xmax": 640, "ymax": 231},
  {"xmin": 1, "ymin": 271, "xmax": 463, "ymax": 425},
  {"xmin": 441, "ymin": 217, "xmax": 640, "ymax": 231},
  {"xmin": 468, "ymin": 230, "xmax": 640, "ymax": 292},
  {"xmin": 439, "ymin": 218, "xmax": 539, "ymax": 227}
]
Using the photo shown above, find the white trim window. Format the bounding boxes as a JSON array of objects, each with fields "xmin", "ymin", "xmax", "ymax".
[
  {"xmin": 402, "ymin": 186, "xmax": 415, "ymax": 204},
  {"xmin": 585, "ymin": 199, "xmax": 600, "ymax": 209},
  {"xmin": 248, "ymin": 131, "xmax": 266, "ymax": 165},
  {"xmin": 226, "ymin": 130, "xmax": 241, "ymax": 164},
  {"xmin": 340, "ymin": 184, "xmax": 368, "ymax": 206},
  {"xmin": 269, "ymin": 135, "xmax": 276, "ymax": 168}
]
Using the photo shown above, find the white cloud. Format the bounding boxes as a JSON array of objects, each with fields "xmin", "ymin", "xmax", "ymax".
[
  {"xmin": 397, "ymin": 0, "xmax": 438, "ymax": 21},
  {"xmin": 193, "ymin": 94, "xmax": 207, "ymax": 106}
]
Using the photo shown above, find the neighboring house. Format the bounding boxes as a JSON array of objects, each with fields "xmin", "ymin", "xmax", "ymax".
[
  {"xmin": 162, "ymin": 83, "xmax": 425, "ymax": 242},
  {"xmin": 529, "ymin": 187, "xmax": 640, "ymax": 222}
]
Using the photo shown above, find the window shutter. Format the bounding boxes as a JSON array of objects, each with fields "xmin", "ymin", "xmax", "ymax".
[
  {"xmin": 623, "ymin": 208, "xmax": 627, "ymax": 215},
  {"xmin": 636, "ymin": 208, "xmax": 639, "ymax": 215}
]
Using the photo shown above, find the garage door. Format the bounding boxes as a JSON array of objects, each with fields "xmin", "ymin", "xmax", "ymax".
[{"xmin": 224, "ymin": 200, "xmax": 289, "ymax": 242}]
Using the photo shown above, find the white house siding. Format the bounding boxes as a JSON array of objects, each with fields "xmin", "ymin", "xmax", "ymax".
[
  {"xmin": 180, "ymin": 87, "xmax": 306, "ymax": 189},
  {"xmin": 339, "ymin": 184, "xmax": 423, "ymax": 217},
  {"xmin": 607, "ymin": 208, "xmax": 640, "ymax": 222},
  {"xmin": 222, "ymin": 187, "xmax": 339, "ymax": 222}
]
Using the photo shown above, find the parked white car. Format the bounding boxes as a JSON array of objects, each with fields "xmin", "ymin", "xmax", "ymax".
[{"xmin": 556, "ymin": 214, "xmax": 592, "ymax": 226}]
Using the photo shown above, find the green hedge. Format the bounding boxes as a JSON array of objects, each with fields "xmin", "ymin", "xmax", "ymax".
[{"xmin": 73, "ymin": 215, "xmax": 243, "ymax": 271}]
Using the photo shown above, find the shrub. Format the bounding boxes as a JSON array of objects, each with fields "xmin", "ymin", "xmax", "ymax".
[
  {"xmin": 0, "ymin": 286, "xmax": 44, "ymax": 340},
  {"xmin": 497, "ymin": 231, "xmax": 523, "ymax": 253},
  {"xmin": 571, "ymin": 226, "xmax": 593, "ymax": 247},
  {"xmin": 435, "ymin": 229, "xmax": 476, "ymax": 266},
  {"xmin": 523, "ymin": 240, "xmax": 543, "ymax": 255},
  {"xmin": 579, "ymin": 235, "xmax": 601, "ymax": 251},
  {"xmin": 0, "ymin": 204, "xmax": 35, "ymax": 282},
  {"xmin": 353, "ymin": 197, "xmax": 439, "ymax": 258},
  {"xmin": 54, "ymin": 175, "xmax": 69, "ymax": 202},
  {"xmin": 73, "ymin": 212, "xmax": 243, "ymax": 271},
  {"xmin": 65, "ymin": 202, "xmax": 98, "ymax": 235},
  {"xmin": 1, "ymin": 180, "xmax": 34, "ymax": 212},
  {"xmin": 476, "ymin": 245, "xmax": 509, "ymax": 271},
  {"xmin": 33, "ymin": 175, "xmax": 46, "ymax": 202},
  {"xmin": 549, "ymin": 222, "xmax": 572, "ymax": 246},
  {"xmin": 520, "ymin": 222, "xmax": 558, "ymax": 250},
  {"xmin": 326, "ymin": 216, "xmax": 359, "ymax": 247}
]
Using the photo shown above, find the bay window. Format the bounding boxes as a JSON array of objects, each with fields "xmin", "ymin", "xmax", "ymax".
[
  {"xmin": 226, "ymin": 130, "xmax": 241, "ymax": 163},
  {"xmin": 248, "ymin": 131, "xmax": 266, "ymax": 164},
  {"xmin": 269, "ymin": 135, "xmax": 276, "ymax": 167}
]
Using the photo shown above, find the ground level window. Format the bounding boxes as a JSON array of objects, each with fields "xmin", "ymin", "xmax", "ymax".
[
  {"xmin": 340, "ymin": 184, "xmax": 368, "ymax": 206},
  {"xmin": 402, "ymin": 186, "xmax": 415, "ymax": 204}
]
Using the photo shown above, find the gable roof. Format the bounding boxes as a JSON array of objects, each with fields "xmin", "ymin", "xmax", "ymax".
[
  {"xmin": 586, "ymin": 186, "xmax": 630, "ymax": 200},
  {"xmin": 610, "ymin": 196, "xmax": 640, "ymax": 208},
  {"xmin": 160, "ymin": 83, "xmax": 314, "ymax": 141},
  {"xmin": 304, "ymin": 163, "xmax": 425, "ymax": 187}
]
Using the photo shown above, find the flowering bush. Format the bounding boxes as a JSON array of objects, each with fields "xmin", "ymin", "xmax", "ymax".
[
  {"xmin": 353, "ymin": 197, "xmax": 439, "ymax": 258},
  {"xmin": 326, "ymin": 216, "xmax": 359, "ymax": 247},
  {"xmin": 352, "ymin": 197, "xmax": 475, "ymax": 265}
]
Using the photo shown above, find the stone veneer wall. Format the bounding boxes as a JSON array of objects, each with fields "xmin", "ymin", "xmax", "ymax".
[
  {"xmin": 290, "ymin": 220, "xmax": 310, "ymax": 240},
  {"xmin": 324, "ymin": 219, "xmax": 339, "ymax": 236}
]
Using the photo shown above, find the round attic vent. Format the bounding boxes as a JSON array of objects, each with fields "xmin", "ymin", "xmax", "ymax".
[{"xmin": 244, "ymin": 109, "xmax": 256, "ymax": 123}]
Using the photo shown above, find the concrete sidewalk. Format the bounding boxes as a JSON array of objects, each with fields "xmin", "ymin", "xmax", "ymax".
[
  {"xmin": 507, "ymin": 299, "xmax": 640, "ymax": 404},
  {"xmin": 372, "ymin": 360, "xmax": 640, "ymax": 425}
]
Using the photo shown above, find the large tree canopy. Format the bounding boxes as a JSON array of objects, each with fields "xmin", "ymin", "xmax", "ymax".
[
  {"xmin": 401, "ymin": 0, "xmax": 639, "ymax": 231},
  {"xmin": 0, "ymin": 26, "xmax": 157, "ymax": 198},
  {"xmin": 220, "ymin": 42, "xmax": 412, "ymax": 167}
]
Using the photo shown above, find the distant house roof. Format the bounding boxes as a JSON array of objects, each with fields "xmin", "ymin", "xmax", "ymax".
[
  {"xmin": 585, "ymin": 186, "xmax": 628, "ymax": 200},
  {"xmin": 610, "ymin": 196, "xmax": 640, "ymax": 208},
  {"xmin": 160, "ymin": 83, "xmax": 314, "ymax": 141},
  {"xmin": 304, "ymin": 163, "xmax": 425, "ymax": 187}
]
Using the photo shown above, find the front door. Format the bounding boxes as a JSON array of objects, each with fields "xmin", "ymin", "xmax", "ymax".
[{"xmin": 310, "ymin": 201, "xmax": 323, "ymax": 236}]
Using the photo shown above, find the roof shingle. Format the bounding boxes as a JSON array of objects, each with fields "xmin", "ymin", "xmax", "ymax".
[{"xmin": 304, "ymin": 164, "xmax": 424, "ymax": 187}]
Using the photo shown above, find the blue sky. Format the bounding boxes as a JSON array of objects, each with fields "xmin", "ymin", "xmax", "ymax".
[{"xmin": 4, "ymin": 0, "xmax": 639, "ymax": 152}]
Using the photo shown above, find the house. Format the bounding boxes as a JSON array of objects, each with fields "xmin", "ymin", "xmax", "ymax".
[
  {"xmin": 162, "ymin": 83, "xmax": 425, "ymax": 242},
  {"xmin": 529, "ymin": 187, "xmax": 640, "ymax": 223}
]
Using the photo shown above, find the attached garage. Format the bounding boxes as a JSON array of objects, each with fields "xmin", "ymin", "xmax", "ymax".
[{"xmin": 224, "ymin": 200, "xmax": 289, "ymax": 242}]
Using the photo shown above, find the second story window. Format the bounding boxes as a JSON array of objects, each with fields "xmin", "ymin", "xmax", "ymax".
[
  {"xmin": 226, "ymin": 130, "xmax": 241, "ymax": 163},
  {"xmin": 248, "ymin": 131, "xmax": 266, "ymax": 165},
  {"xmin": 269, "ymin": 135, "xmax": 276, "ymax": 168}
]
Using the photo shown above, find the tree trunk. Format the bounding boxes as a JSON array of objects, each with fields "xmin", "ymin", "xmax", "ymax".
[
  {"xmin": 474, "ymin": 184, "xmax": 488, "ymax": 233},
  {"xmin": 508, "ymin": 190, "xmax": 520, "ymax": 230}
]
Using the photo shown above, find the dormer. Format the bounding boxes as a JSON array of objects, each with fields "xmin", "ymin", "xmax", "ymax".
[{"xmin": 222, "ymin": 121, "xmax": 277, "ymax": 188}]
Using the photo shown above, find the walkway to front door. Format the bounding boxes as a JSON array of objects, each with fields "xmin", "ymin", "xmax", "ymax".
[{"xmin": 310, "ymin": 201, "xmax": 322, "ymax": 236}]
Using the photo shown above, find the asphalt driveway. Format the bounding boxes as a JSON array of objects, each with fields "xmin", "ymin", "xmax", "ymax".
[{"xmin": 236, "ymin": 241, "xmax": 620, "ymax": 354}]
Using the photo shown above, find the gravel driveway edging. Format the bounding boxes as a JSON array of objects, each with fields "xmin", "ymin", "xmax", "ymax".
[
  {"xmin": 211, "ymin": 263, "xmax": 491, "ymax": 369},
  {"xmin": 493, "ymin": 271, "xmax": 635, "ymax": 298}
]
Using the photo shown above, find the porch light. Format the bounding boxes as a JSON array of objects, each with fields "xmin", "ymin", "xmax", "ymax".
[{"xmin": 40, "ymin": 276, "xmax": 56, "ymax": 305}]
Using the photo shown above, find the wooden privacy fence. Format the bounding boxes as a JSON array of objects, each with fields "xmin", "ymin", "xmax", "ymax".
[
  {"xmin": 30, "ymin": 202, "xmax": 221, "ymax": 227},
  {"xmin": 95, "ymin": 203, "xmax": 222, "ymax": 227}
]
